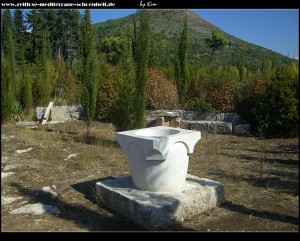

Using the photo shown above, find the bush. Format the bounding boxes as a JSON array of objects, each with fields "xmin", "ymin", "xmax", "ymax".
[
  {"xmin": 207, "ymin": 81, "xmax": 236, "ymax": 113},
  {"xmin": 236, "ymin": 63, "xmax": 299, "ymax": 137},
  {"xmin": 11, "ymin": 101, "xmax": 23, "ymax": 122},
  {"xmin": 146, "ymin": 68, "xmax": 178, "ymax": 110},
  {"xmin": 263, "ymin": 65, "xmax": 298, "ymax": 136},
  {"xmin": 184, "ymin": 73, "xmax": 215, "ymax": 113}
]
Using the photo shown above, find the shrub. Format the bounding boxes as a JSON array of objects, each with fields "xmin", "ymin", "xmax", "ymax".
[
  {"xmin": 184, "ymin": 72, "xmax": 215, "ymax": 113},
  {"xmin": 263, "ymin": 65, "xmax": 298, "ymax": 136},
  {"xmin": 11, "ymin": 101, "xmax": 23, "ymax": 122},
  {"xmin": 236, "ymin": 63, "xmax": 299, "ymax": 137},
  {"xmin": 207, "ymin": 81, "xmax": 236, "ymax": 113},
  {"xmin": 146, "ymin": 68, "xmax": 178, "ymax": 110}
]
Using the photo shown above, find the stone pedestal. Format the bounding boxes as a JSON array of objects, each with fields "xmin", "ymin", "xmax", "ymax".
[{"xmin": 96, "ymin": 174, "xmax": 224, "ymax": 230}]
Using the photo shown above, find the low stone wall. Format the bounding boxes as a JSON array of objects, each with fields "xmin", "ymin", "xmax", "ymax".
[
  {"xmin": 36, "ymin": 105, "xmax": 83, "ymax": 123},
  {"xmin": 146, "ymin": 110, "xmax": 251, "ymax": 136}
]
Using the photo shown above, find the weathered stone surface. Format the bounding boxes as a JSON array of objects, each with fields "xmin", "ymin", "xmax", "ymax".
[
  {"xmin": 1, "ymin": 172, "xmax": 14, "ymax": 179},
  {"xmin": 146, "ymin": 118, "xmax": 156, "ymax": 127},
  {"xmin": 70, "ymin": 112, "xmax": 80, "ymax": 120},
  {"xmin": 41, "ymin": 102, "xmax": 54, "ymax": 124},
  {"xmin": 216, "ymin": 113, "xmax": 225, "ymax": 122},
  {"xmin": 189, "ymin": 121, "xmax": 232, "ymax": 134},
  {"xmin": 179, "ymin": 120, "xmax": 190, "ymax": 130},
  {"xmin": 147, "ymin": 110, "xmax": 180, "ymax": 118},
  {"xmin": 116, "ymin": 127, "xmax": 201, "ymax": 192},
  {"xmin": 181, "ymin": 111, "xmax": 201, "ymax": 120},
  {"xmin": 4, "ymin": 159, "xmax": 43, "ymax": 171},
  {"xmin": 180, "ymin": 111, "xmax": 218, "ymax": 121},
  {"xmin": 96, "ymin": 174, "xmax": 224, "ymax": 230},
  {"xmin": 155, "ymin": 117, "xmax": 165, "ymax": 126},
  {"xmin": 16, "ymin": 122, "xmax": 37, "ymax": 127},
  {"xmin": 51, "ymin": 107, "xmax": 66, "ymax": 122},
  {"xmin": 234, "ymin": 124, "xmax": 251, "ymax": 136},
  {"xmin": 10, "ymin": 202, "xmax": 60, "ymax": 215},
  {"xmin": 1, "ymin": 196, "xmax": 23, "ymax": 205},
  {"xmin": 224, "ymin": 113, "xmax": 241, "ymax": 126},
  {"xmin": 199, "ymin": 113, "xmax": 218, "ymax": 121},
  {"xmin": 37, "ymin": 105, "xmax": 83, "ymax": 122},
  {"xmin": 36, "ymin": 107, "xmax": 45, "ymax": 121}
]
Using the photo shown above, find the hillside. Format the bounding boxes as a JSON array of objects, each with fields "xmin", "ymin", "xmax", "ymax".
[{"xmin": 94, "ymin": 9, "xmax": 291, "ymax": 69}]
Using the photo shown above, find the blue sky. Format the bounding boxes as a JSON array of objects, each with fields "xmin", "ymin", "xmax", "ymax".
[{"xmin": 87, "ymin": 9, "xmax": 299, "ymax": 59}]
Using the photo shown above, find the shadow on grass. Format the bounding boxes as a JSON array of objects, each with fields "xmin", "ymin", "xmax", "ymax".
[
  {"xmin": 222, "ymin": 201, "xmax": 299, "ymax": 226},
  {"xmin": 73, "ymin": 135, "xmax": 120, "ymax": 148},
  {"xmin": 223, "ymin": 144, "xmax": 299, "ymax": 155},
  {"xmin": 9, "ymin": 182, "xmax": 145, "ymax": 231},
  {"xmin": 220, "ymin": 152, "xmax": 299, "ymax": 166},
  {"xmin": 211, "ymin": 169, "xmax": 299, "ymax": 196}
]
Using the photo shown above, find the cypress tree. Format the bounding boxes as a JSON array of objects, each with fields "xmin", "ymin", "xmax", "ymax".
[
  {"xmin": 79, "ymin": 10, "xmax": 98, "ymax": 132},
  {"xmin": 13, "ymin": 10, "xmax": 28, "ymax": 64},
  {"xmin": 134, "ymin": 10, "xmax": 151, "ymax": 128},
  {"xmin": 176, "ymin": 15, "xmax": 189, "ymax": 107},
  {"xmin": 23, "ymin": 62, "xmax": 32, "ymax": 115},
  {"xmin": 111, "ymin": 38, "xmax": 136, "ymax": 131},
  {"xmin": 1, "ymin": 53, "xmax": 14, "ymax": 122},
  {"xmin": 1, "ymin": 10, "xmax": 16, "ymax": 120}
]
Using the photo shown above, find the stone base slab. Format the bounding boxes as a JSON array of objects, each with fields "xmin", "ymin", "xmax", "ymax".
[{"xmin": 96, "ymin": 174, "xmax": 224, "ymax": 230}]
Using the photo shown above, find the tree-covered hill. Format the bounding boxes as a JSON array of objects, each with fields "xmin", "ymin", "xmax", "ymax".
[{"xmin": 94, "ymin": 9, "xmax": 291, "ymax": 70}]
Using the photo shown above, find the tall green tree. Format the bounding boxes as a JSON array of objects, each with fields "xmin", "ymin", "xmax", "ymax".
[
  {"xmin": 79, "ymin": 10, "xmax": 98, "ymax": 131},
  {"xmin": 22, "ymin": 62, "xmax": 33, "ymax": 115},
  {"xmin": 134, "ymin": 10, "xmax": 151, "ymax": 128},
  {"xmin": 1, "ymin": 10, "xmax": 14, "ymax": 55},
  {"xmin": 26, "ymin": 10, "xmax": 42, "ymax": 62},
  {"xmin": 32, "ymin": 30, "xmax": 56, "ymax": 106},
  {"xmin": 1, "ymin": 10, "xmax": 16, "ymax": 119},
  {"xmin": 1, "ymin": 53, "xmax": 14, "ymax": 122},
  {"xmin": 111, "ymin": 39, "xmax": 136, "ymax": 131},
  {"xmin": 13, "ymin": 10, "xmax": 28, "ymax": 64},
  {"xmin": 176, "ymin": 15, "xmax": 189, "ymax": 106},
  {"xmin": 206, "ymin": 29, "xmax": 229, "ymax": 65}
]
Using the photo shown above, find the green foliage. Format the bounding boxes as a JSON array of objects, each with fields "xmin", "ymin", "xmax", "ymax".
[
  {"xmin": 1, "ymin": 53, "xmax": 14, "ymax": 122},
  {"xmin": 101, "ymin": 36, "xmax": 125, "ymax": 65},
  {"xmin": 111, "ymin": 40, "xmax": 137, "ymax": 131},
  {"xmin": 53, "ymin": 56, "xmax": 77, "ymax": 105},
  {"xmin": 79, "ymin": 10, "xmax": 99, "ymax": 130},
  {"xmin": 11, "ymin": 101, "xmax": 23, "ymax": 122},
  {"xmin": 96, "ymin": 63, "xmax": 118, "ymax": 121},
  {"xmin": 227, "ymin": 66, "xmax": 240, "ymax": 82},
  {"xmin": 13, "ymin": 10, "xmax": 29, "ymax": 64},
  {"xmin": 263, "ymin": 65, "xmax": 299, "ymax": 136},
  {"xmin": 53, "ymin": 97, "xmax": 67, "ymax": 106},
  {"xmin": 22, "ymin": 62, "xmax": 33, "ymax": 114},
  {"xmin": 1, "ymin": 10, "xmax": 14, "ymax": 56},
  {"xmin": 206, "ymin": 29, "xmax": 229, "ymax": 65},
  {"xmin": 176, "ymin": 15, "xmax": 189, "ymax": 106},
  {"xmin": 134, "ymin": 10, "xmax": 151, "ymax": 128},
  {"xmin": 185, "ymin": 95, "xmax": 215, "ymax": 113},
  {"xmin": 147, "ymin": 68, "xmax": 178, "ymax": 110},
  {"xmin": 236, "ymin": 63, "xmax": 299, "ymax": 137},
  {"xmin": 32, "ymin": 32, "xmax": 57, "ymax": 107},
  {"xmin": 184, "ymin": 70, "xmax": 215, "ymax": 113}
]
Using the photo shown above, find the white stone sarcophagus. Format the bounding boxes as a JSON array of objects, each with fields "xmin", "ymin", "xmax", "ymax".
[{"xmin": 116, "ymin": 126, "xmax": 201, "ymax": 192}]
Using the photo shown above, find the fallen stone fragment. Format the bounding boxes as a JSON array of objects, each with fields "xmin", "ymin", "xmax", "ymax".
[
  {"xmin": 10, "ymin": 203, "xmax": 60, "ymax": 215},
  {"xmin": 1, "ymin": 196, "xmax": 23, "ymax": 205}
]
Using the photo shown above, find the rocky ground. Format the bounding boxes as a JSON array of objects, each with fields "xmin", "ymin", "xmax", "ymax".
[{"xmin": 1, "ymin": 120, "xmax": 299, "ymax": 232}]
